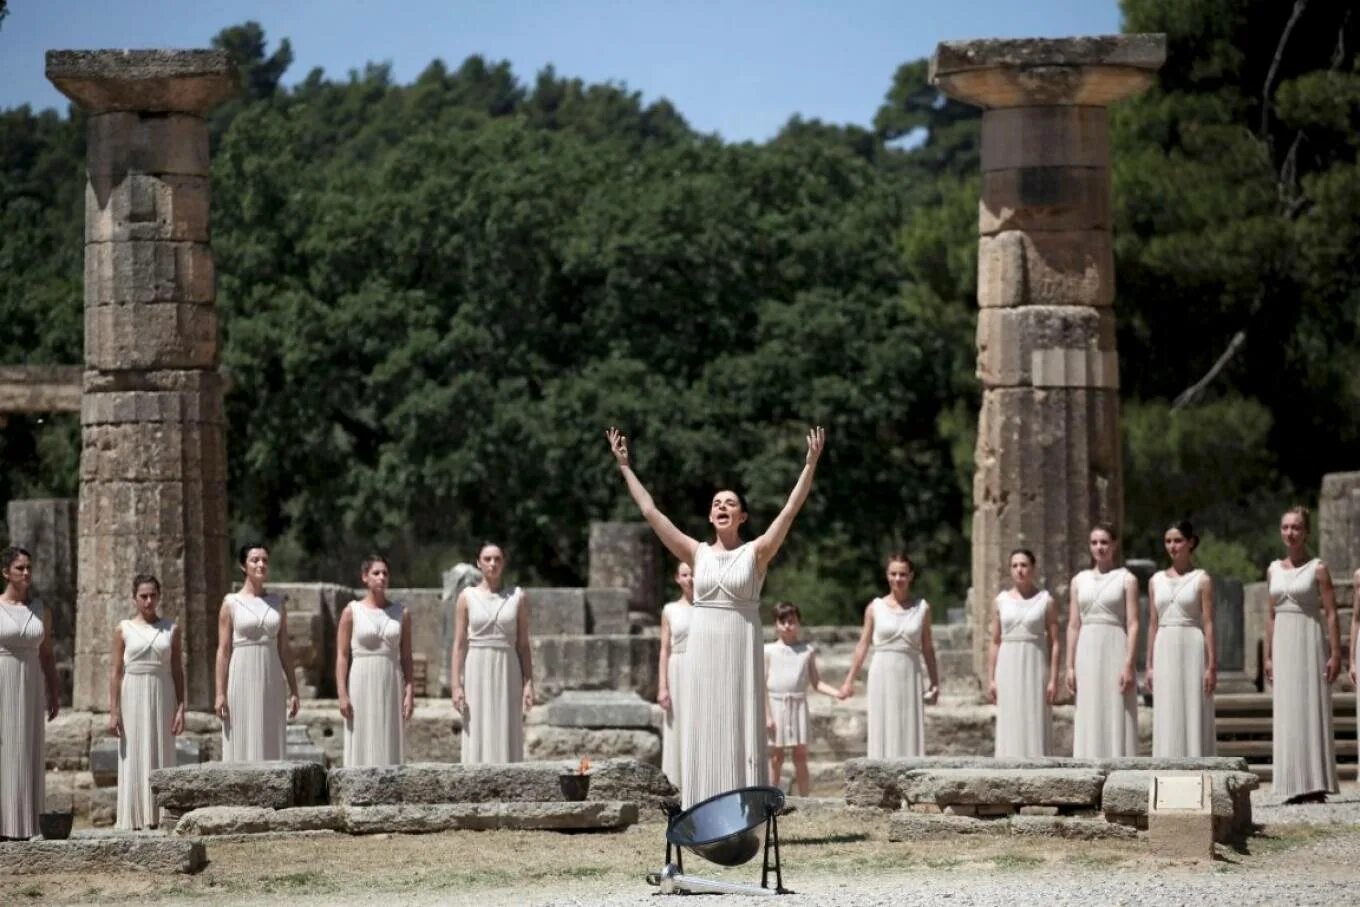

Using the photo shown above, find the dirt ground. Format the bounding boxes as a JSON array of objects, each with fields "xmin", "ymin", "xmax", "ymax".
[{"xmin": 10, "ymin": 807, "xmax": 1359, "ymax": 907}]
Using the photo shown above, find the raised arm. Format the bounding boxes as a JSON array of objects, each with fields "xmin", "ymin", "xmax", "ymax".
[
  {"xmin": 1318, "ymin": 561, "xmax": 1341, "ymax": 684},
  {"xmin": 516, "ymin": 592, "xmax": 535, "ymax": 711},
  {"xmin": 1200, "ymin": 573, "xmax": 1217, "ymax": 695},
  {"xmin": 1120, "ymin": 572, "xmax": 1139, "ymax": 694},
  {"xmin": 108, "ymin": 625, "xmax": 126, "ymax": 736},
  {"xmin": 450, "ymin": 590, "xmax": 470, "ymax": 713},
  {"xmin": 336, "ymin": 606, "xmax": 355, "ymax": 721},
  {"xmin": 1065, "ymin": 575, "xmax": 1081, "ymax": 696},
  {"xmin": 754, "ymin": 426, "xmax": 825, "ymax": 572},
  {"xmin": 606, "ymin": 428, "xmax": 700, "ymax": 564},
  {"xmin": 215, "ymin": 599, "xmax": 234, "ymax": 720},
  {"xmin": 838, "ymin": 602, "xmax": 875, "ymax": 699}
]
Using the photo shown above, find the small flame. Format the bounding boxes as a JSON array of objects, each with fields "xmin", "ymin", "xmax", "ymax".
[{"xmin": 578, "ymin": 756, "xmax": 591, "ymax": 775}]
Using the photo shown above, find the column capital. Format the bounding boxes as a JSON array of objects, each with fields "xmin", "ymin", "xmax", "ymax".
[
  {"xmin": 930, "ymin": 34, "xmax": 1166, "ymax": 108},
  {"xmin": 46, "ymin": 49, "xmax": 237, "ymax": 115}
]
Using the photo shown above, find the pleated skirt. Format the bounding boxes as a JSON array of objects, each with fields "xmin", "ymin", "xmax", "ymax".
[
  {"xmin": 769, "ymin": 694, "xmax": 809, "ymax": 747},
  {"xmin": 1152, "ymin": 626, "xmax": 1215, "ymax": 757},
  {"xmin": 0, "ymin": 651, "xmax": 43, "ymax": 838},
  {"xmin": 867, "ymin": 649, "xmax": 925, "ymax": 758},
  {"xmin": 679, "ymin": 604, "xmax": 767, "ymax": 808},
  {"xmin": 1271, "ymin": 610, "xmax": 1338, "ymax": 798},
  {"xmin": 345, "ymin": 653, "xmax": 404, "ymax": 767},
  {"xmin": 117, "ymin": 668, "xmax": 174, "ymax": 830},
  {"xmin": 222, "ymin": 644, "xmax": 287, "ymax": 762},
  {"xmin": 662, "ymin": 651, "xmax": 685, "ymax": 785},
  {"xmin": 461, "ymin": 645, "xmax": 523, "ymax": 764},
  {"xmin": 1073, "ymin": 624, "xmax": 1138, "ymax": 758},
  {"xmin": 995, "ymin": 639, "xmax": 1051, "ymax": 758}
]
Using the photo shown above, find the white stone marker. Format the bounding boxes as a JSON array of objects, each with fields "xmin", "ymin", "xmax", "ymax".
[{"xmin": 1148, "ymin": 771, "xmax": 1214, "ymax": 863}]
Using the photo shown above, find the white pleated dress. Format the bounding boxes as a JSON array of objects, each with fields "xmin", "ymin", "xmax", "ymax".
[
  {"xmin": 117, "ymin": 619, "xmax": 175, "ymax": 830},
  {"xmin": 0, "ymin": 600, "xmax": 45, "ymax": 839},
  {"xmin": 867, "ymin": 597, "xmax": 927, "ymax": 759},
  {"xmin": 222, "ymin": 593, "xmax": 288, "ymax": 762},
  {"xmin": 766, "ymin": 641, "xmax": 813, "ymax": 747},
  {"xmin": 661, "ymin": 600, "xmax": 692, "ymax": 786},
  {"xmin": 994, "ymin": 591, "xmax": 1052, "ymax": 758},
  {"xmin": 680, "ymin": 542, "xmax": 768, "ymax": 808},
  {"xmin": 1269, "ymin": 559, "xmax": 1338, "ymax": 798},
  {"xmin": 1150, "ymin": 570, "xmax": 1215, "ymax": 757},
  {"xmin": 345, "ymin": 602, "xmax": 406, "ymax": 767},
  {"xmin": 1072, "ymin": 569, "xmax": 1138, "ymax": 758},
  {"xmin": 461, "ymin": 587, "xmax": 524, "ymax": 764}
]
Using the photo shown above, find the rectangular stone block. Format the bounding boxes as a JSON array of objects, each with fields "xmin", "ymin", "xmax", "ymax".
[
  {"xmin": 900, "ymin": 768, "xmax": 1105, "ymax": 807},
  {"xmin": 585, "ymin": 587, "xmax": 631, "ymax": 635},
  {"xmin": 85, "ymin": 174, "xmax": 210, "ymax": 243},
  {"xmin": 526, "ymin": 725, "xmax": 661, "ymax": 767},
  {"xmin": 1102, "ymin": 769, "xmax": 1256, "ymax": 842},
  {"xmin": 531, "ymin": 634, "xmax": 659, "ymax": 701},
  {"xmin": 0, "ymin": 838, "xmax": 206, "ymax": 874},
  {"xmin": 85, "ymin": 301, "xmax": 218, "ymax": 370},
  {"xmin": 151, "ymin": 761, "xmax": 328, "ymax": 812},
  {"xmin": 388, "ymin": 587, "xmax": 444, "ymax": 695},
  {"xmin": 977, "ymin": 229, "xmax": 1114, "ymax": 308},
  {"xmin": 535, "ymin": 690, "xmax": 659, "ymax": 729},
  {"xmin": 980, "ymin": 166, "xmax": 1111, "ymax": 235},
  {"xmin": 1008, "ymin": 814, "xmax": 1137, "ymax": 839},
  {"xmin": 887, "ymin": 812, "xmax": 1008, "ymax": 841},
  {"xmin": 328, "ymin": 759, "xmax": 674, "ymax": 808},
  {"xmin": 84, "ymin": 239, "xmax": 215, "ymax": 306},
  {"xmin": 173, "ymin": 805, "xmax": 345, "ymax": 836},
  {"xmin": 527, "ymin": 587, "xmax": 588, "ymax": 635},
  {"xmin": 44, "ymin": 711, "xmax": 92, "ymax": 770},
  {"xmin": 1321, "ymin": 472, "xmax": 1360, "ymax": 578},
  {"xmin": 86, "ymin": 112, "xmax": 211, "ymax": 177},
  {"xmin": 976, "ymin": 305, "xmax": 1115, "ymax": 388},
  {"xmin": 588, "ymin": 521, "xmax": 662, "ymax": 615},
  {"xmin": 341, "ymin": 801, "xmax": 638, "ymax": 835},
  {"xmin": 981, "ymin": 107, "xmax": 1110, "ymax": 171},
  {"xmin": 90, "ymin": 737, "xmax": 119, "ymax": 787}
]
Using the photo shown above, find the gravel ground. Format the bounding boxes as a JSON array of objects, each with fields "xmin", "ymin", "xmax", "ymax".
[{"xmin": 1252, "ymin": 788, "xmax": 1360, "ymax": 825}]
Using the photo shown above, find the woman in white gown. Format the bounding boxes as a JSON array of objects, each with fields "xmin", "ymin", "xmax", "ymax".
[
  {"xmin": 606, "ymin": 425, "xmax": 825, "ymax": 808},
  {"xmin": 658, "ymin": 563, "xmax": 694, "ymax": 787},
  {"xmin": 1266, "ymin": 506, "xmax": 1340, "ymax": 802},
  {"xmin": 838, "ymin": 554, "xmax": 940, "ymax": 758},
  {"xmin": 109, "ymin": 573, "xmax": 185, "ymax": 829},
  {"xmin": 1146, "ymin": 521, "xmax": 1216, "ymax": 757},
  {"xmin": 451, "ymin": 543, "xmax": 534, "ymax": 763},
  {"xmin": 337, "ymin": 555, "xmax": 414, "ymax": 767},
  {"xmin": 1066, "ymin": 525, "xmax": 1139, "ymax": 758},
  {"xmin": 989, "ymin": 549, "xmax": 1058, "ymax": 758},
  {"xmin": 215, "ymin": 543, "xmax": 301, "ymax": 762}
]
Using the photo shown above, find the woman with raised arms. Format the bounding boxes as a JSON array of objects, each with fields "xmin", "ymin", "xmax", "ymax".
[{"xmin": 606, "ymin": 425, "xmax": 824, "ymax": 807}]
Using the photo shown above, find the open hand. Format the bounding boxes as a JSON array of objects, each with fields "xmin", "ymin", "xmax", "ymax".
[
  {"xmin": 606, "ymin": 427, "xmax": 629, "ymax": 467},
  {"xmin": 658, "ymin": 689, "xmax": 672, "ymax": 711},
  {"xmin": 805, "ymin": 426, "xmax": 826, "ymax": 467},
  {"xmin": 108, "ymin": 710, "xmax": 123, "ymax": 738},
  {"xmin": 987, "ymin": 679, "xmax": 997, "ymax": 704},
  {"xmin": 338, "ymin": 695, "xmax": 354, "ymax": 721},
  {"xmin": 402, "ymin": 688, "xmax": 415, "ymax": 722},
  {"xmin": 1065, "ymin": 669, "xmax": 1077, "ymax": 696},
  {"xmin": 215, "ymin": 693, "xmax": 230, "ymax": 723},
  {"xmin": 1118, "ymin": 666, "xmax": 1134, "ymax": 694},
  {"xmin": 288, "ymin": 693, "xmax": 300, "ymax": 719},
  {"xmin": 522, "ymin": 682, "xmax": 535, "ymax": 712},
  {"xmin": 1203, "ymin": 666, "xmax": 1217, "ymax": 696},
  {"xmin": 1045, "ymin": 680, "xmax": 1057, "ymax": 705},
  {"xmin": 452, "ymin": 686, "xmax": 466, "ymax": 714},
  {"xmin": 171, "ymin": 704, "xmax": 186, "ymax": 736},
  {"xmin": 1325, "ymin": 654, "xmax": 1340, "ymax": 685}
]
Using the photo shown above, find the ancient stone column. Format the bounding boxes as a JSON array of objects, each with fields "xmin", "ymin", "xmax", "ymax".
[
  {"xmin": 930, "ymin": 36, "xmax": 1166, "ymax": 677},
  {"xmin": 46, "ymin": 50, "xmax": 237, "ymax": 710},
  {"xmin": 5, "ymin": 499, "xmax": 78, "ymax": 703}
]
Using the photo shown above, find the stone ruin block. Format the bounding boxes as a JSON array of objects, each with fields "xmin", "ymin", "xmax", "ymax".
[
  {"xmin": 532, "ymin": 634, "xmax": 659, "ymax": 701},
  {"xmin": 899, "ymin": 768, "xmax": 1106, "ymax": 808},
  {"xmin": 588, "ymin": 521, "xmax": 661, "ymax": 617},
  {"xmin": 0, "ymin": 837, "xmax": 206, "ymax": 875},
  {"xmin": 151, "ymin": 760, "xmax": 328, "ymax": 813},
  {"xmin": 527, "ymin": 587, "xmax": 588, "ymax": 635},
  {"xmin": 1101, "ymin": 769, "xmax": 1257, "ymax": 842}
]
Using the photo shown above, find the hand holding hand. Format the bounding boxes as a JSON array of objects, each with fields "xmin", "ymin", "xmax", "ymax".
[
  {"xmin": 606, "ymin": 427, "xmax": 630, "ymax": 468},
  {"xmin": 805, "ymin": 426, "xmax": 826, "ymax": 467},
  {"xmin": 836, "ymin": 682, "xmax": 853, "ymax": 701}
]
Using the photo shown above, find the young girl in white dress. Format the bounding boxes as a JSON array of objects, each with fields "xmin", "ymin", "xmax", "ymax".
[{"xmin": 765, "ymin": 601, "xmax": 840, "ymax": 795}]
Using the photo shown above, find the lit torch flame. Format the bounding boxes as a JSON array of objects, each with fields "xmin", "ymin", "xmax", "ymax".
[{"xmin": 578, "ymin": 756, "xmax": 591, "ymax": 775}]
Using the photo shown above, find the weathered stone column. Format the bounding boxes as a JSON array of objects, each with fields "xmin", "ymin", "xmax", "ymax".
[
  {"xmin": 5, "ymin": 499, "xmax": 78, "ymax": 703},
  {"xmin": 930, "ymin": 36, "xmax": 1166, "ymax": 677},
  {"xmin": 46, "ymin": 50, "xmax": 237, "ymax": 710}
]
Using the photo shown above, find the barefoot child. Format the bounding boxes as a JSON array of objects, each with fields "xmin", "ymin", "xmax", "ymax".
[{"xmin": 766, "ymin": 601, "xmax": 840, "ymax": 796}]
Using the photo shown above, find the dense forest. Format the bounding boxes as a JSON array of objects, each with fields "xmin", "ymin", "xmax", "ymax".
[{"xmin": 1, "ymin": 0, "xmax": 1356, "ymax": 620}]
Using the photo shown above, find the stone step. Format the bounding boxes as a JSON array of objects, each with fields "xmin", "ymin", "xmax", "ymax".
[
  {"xmin": 0, "ymin": 836, "xmax": 206, "ymax": 875},
  {"xmin": 328, "ymin": 759, "xmax": 674, "ymax": 808},
  {"xmin": 1217, "ymin": 715, "xmax": 1359, "ymax": 733},
  {"xmin": 173, "ymin": 801, "xmax": 639, "ymax": 836},
  {"xmin": 1218, "ymin": 739, "xmax": 1360, "ymax": 758},
  {"xmin": 1214, "ymin": 692, "xmax": 1358, "ymax": 716}
]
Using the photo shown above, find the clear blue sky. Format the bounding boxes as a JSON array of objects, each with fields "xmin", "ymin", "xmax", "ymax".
[{"xmin": 1, "ymin": 0, "xmax": 1122, "ymax": 142}]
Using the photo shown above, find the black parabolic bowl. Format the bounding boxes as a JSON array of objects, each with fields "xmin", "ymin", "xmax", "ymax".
[{"xmin": 665, "ymin": 786, "xmax": 785, "ymax": 866}]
